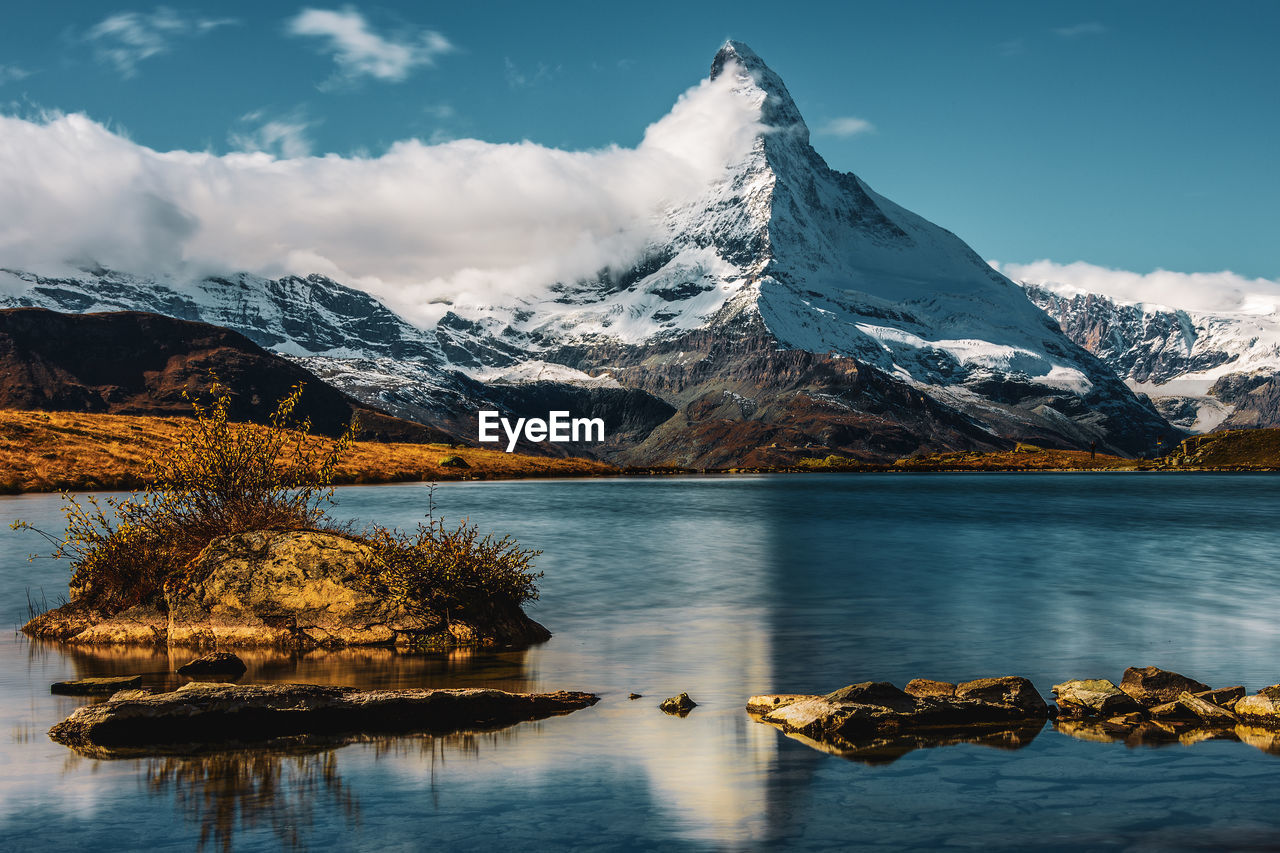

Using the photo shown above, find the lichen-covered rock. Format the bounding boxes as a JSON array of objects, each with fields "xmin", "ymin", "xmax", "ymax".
[
  {"xmin": 1052, "ymin": 679, "xmax": 1142, "ymax": 718},
  {"xmin": 1119, "ymin": 666, "xmax": 1211, "ymax": 707},
  {"xmin": 48, "ymin": 682, "xmax": 599, "ymax": 752},
  {"xmin": 1234, "ymin": 686, "xmax": 1280, "ymax": 726},
  {"xmin": 25, "ymin": 530, "xmax": 551, "ymax": 651},
  {"xmin": 177, "ymin": 651, "xmax": 247, "ymax": 678}
]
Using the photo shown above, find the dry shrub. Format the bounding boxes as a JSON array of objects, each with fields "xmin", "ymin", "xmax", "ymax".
[
  {"xmin": 362, "ymin": 517, "xmax": 542, "ymax": 620},
  {"xmin": 15, "ymin": 382, "xmax": 354, "ymax": 610},
  {"xmin": 14, "ymin": 381, "xmax": 542, "ymax": 618}
]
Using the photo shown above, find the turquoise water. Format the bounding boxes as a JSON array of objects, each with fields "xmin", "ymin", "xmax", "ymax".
[{"xmin": 3, "ymin": 474, "xmax": 1280, "ymax": 850}]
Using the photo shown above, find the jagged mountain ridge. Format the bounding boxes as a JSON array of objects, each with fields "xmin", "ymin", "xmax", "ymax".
[
  {"xmin": 0, "ymin": 42, "xmax": 1175, "ymax": 463},
  {"xmin": 1022, "ymin": 282, "xmax": 1280, "ymax": 432}
]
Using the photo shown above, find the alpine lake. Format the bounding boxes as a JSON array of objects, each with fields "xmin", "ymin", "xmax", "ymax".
[{"xmin": 3, "ymin": 473, "xmax": 1280, "ymax": 851}]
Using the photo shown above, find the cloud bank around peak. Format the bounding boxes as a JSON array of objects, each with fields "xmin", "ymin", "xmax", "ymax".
[
  {"xmin": 0, "ymin": 64, "xmax": 762, "ymax": 324},
  {"xmin": 996, "ymin": 259, "xmax": 1280, "ymax": 316}
]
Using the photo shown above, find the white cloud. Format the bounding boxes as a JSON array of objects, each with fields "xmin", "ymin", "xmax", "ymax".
[
  {"xmin": 287, "ymin": 7, "xmax": 453, "ymax": 85},
  {"xmin": 1054, "ymin": 22, "xmax": 1107, "ymax": 38},
  {"xmin": 0, "ymin": 65, "xmax": 31, "ymax": 86},
  {"xmin": 995, "ymin": 259, "xmax": 1280, "ymax": 316},
  {"xmin": 816, "ymin": 116, "xmax": 875, "ymax": 138},
  {"xmin": 85, "ymin": 7, "xmax": 238, "ymax": 77},
  {"xmin": 0, "ymin": 62, "xmax": 763, "ymax": 326},
  {"xmin": 228, "ymin": 110, "xmax": 315, "ymax": 159}
]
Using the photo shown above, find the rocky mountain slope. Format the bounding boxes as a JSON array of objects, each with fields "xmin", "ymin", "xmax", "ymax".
[
  {"xmin": 0, "ymin": 308, "xmax": 447, "ymax": 442},
  {"xmin": 0, "ymin": 42, "xmax": 1174, "ymax": 463},
  {"xmin": 1023, "ymin": 283, "xmax": 1280, "ymax": 432}
]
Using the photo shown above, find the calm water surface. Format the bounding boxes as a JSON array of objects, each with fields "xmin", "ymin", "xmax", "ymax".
[{"xmin": 3, "ymin": 474, "xmax": 1280, "ymax": 851}]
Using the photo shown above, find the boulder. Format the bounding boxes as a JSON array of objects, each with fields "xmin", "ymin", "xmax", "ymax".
[
  {"xmin": 26, "ymin": 530, "xmax": 552, "ymax": 651},
  {"xmin": 1052, "ymin": 679, "xmax": 1142, "ymax": 718},
  {"xmin": 49, "ymin": 682, "xmax": 599, "ymax": 751},
  {"xmin": 823, "ymin": 682, "xmax": 917, "ymax": 712},
  {"xmin": 51, "ymin": 676, "xmax": 142, "ymax": 696},
  {"xmin": 1119, "ymin": 666, "xmax": 1210, "ymax": 707},
  {"xmin": 904, "ymin": 679, "xmax": 956, "ymax": 698},
  {"xmin": 659, "ymin": 693, "xmax": 697, "ymax": 715},
  {"xmin": 177, "ymin": 651, "xmax": 247, "ymax": 678},
  {"xmin": 955, "ymin": 677, "xmax": 1048, "ymax": 715},
  {"xmin": 1234, "ymin": 686, "xmax": 1280, "ymax": 726}
]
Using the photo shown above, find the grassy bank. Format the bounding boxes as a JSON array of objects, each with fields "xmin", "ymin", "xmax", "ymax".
[{"xmin": 0, "ymin": 410, "xmax": 617, "ymax": 494}]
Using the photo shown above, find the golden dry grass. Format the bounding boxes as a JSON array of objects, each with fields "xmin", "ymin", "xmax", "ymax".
[
  {"xmin": 0, "ymin": 410, "xmax": 617, "ymax": 493},
  {"xmin": 891, "ymin": 446, "xmax": 1136, "ymax": 472}
]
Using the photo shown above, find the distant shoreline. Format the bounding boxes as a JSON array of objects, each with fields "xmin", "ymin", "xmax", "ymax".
[{"xmin": 2, "ymin": 410, "xmax": 1277, "ymax": 495}]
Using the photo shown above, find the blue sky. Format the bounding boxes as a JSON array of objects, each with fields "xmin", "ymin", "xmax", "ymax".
[{"xmin": 1, "ymin": 0, "xmax": 1277, "ymax": 300}]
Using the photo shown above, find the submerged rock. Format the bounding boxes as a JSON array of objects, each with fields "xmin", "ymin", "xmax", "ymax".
[
  {"xmin": 1119, "ymin": 666, "xmax": 1211, "ymax": 707},
  {"xmin": 25, "ymin": 530, "xmax": 551, "ymax": 651},
  {"xmin": 48, "ymin": 683, "xmax": 599, "ymax": 751},
  {"xmin": 659, "ymin": 693, "xmax": 697, "ymax": 715},
  {"xmin": 177, "ymin": 651, "xmax": 247, "ymax": 679},
  {"xmin": 50, "ymin": 676, "xmax": 142, "ymax": 696}
]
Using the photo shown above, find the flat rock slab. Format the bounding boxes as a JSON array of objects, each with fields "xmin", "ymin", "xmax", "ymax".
[
  {"xmin": 51, "ymin": 676, "xmax": 143, "ymax": 695},
  {"xmin": 49, "ymin": 683, "xmax": 599, "ymax": 750}
]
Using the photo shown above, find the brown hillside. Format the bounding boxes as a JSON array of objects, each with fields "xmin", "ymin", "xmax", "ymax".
[
  {"xmin": 1158, "ymin": 428, "xmax": 1280, "ymax": 470},
  {"xmin": 0, "ymin": 410, "xmax": 616, "ymax": 494}
]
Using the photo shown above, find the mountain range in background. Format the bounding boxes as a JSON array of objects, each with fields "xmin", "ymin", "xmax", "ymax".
[
  {"xmin": 1022, "ymin": 283, "xmax": 1280, "ymax": 434},
  {"xmin": 5, "ymin": 41, "xmax": 1251, "ymax": 465}
]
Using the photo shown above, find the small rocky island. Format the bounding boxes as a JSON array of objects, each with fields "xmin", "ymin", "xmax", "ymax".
[
  {"xmin": 25, "ymin": 528, "xmax": 550, "ymax": 650},
  {"xmin": 20, "ymin": 382, "xmax": 550, "ymax": 652}
]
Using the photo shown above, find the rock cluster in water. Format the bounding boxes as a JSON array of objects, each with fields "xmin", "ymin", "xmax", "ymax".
[
  {"xmin": 749, "ymin": 667, "xmax": 1280, "ymax": 760},
  {"xmin": 748, "ymin": 676, "xmax": 1049, "ymax": 759},
  {"xmin": 24, "ymin": 530, "xmax": 550, "ymax": 651},
  {"xmin": 1052, "ymin": 665, "xmax": 1280, "ymax": 750}
]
